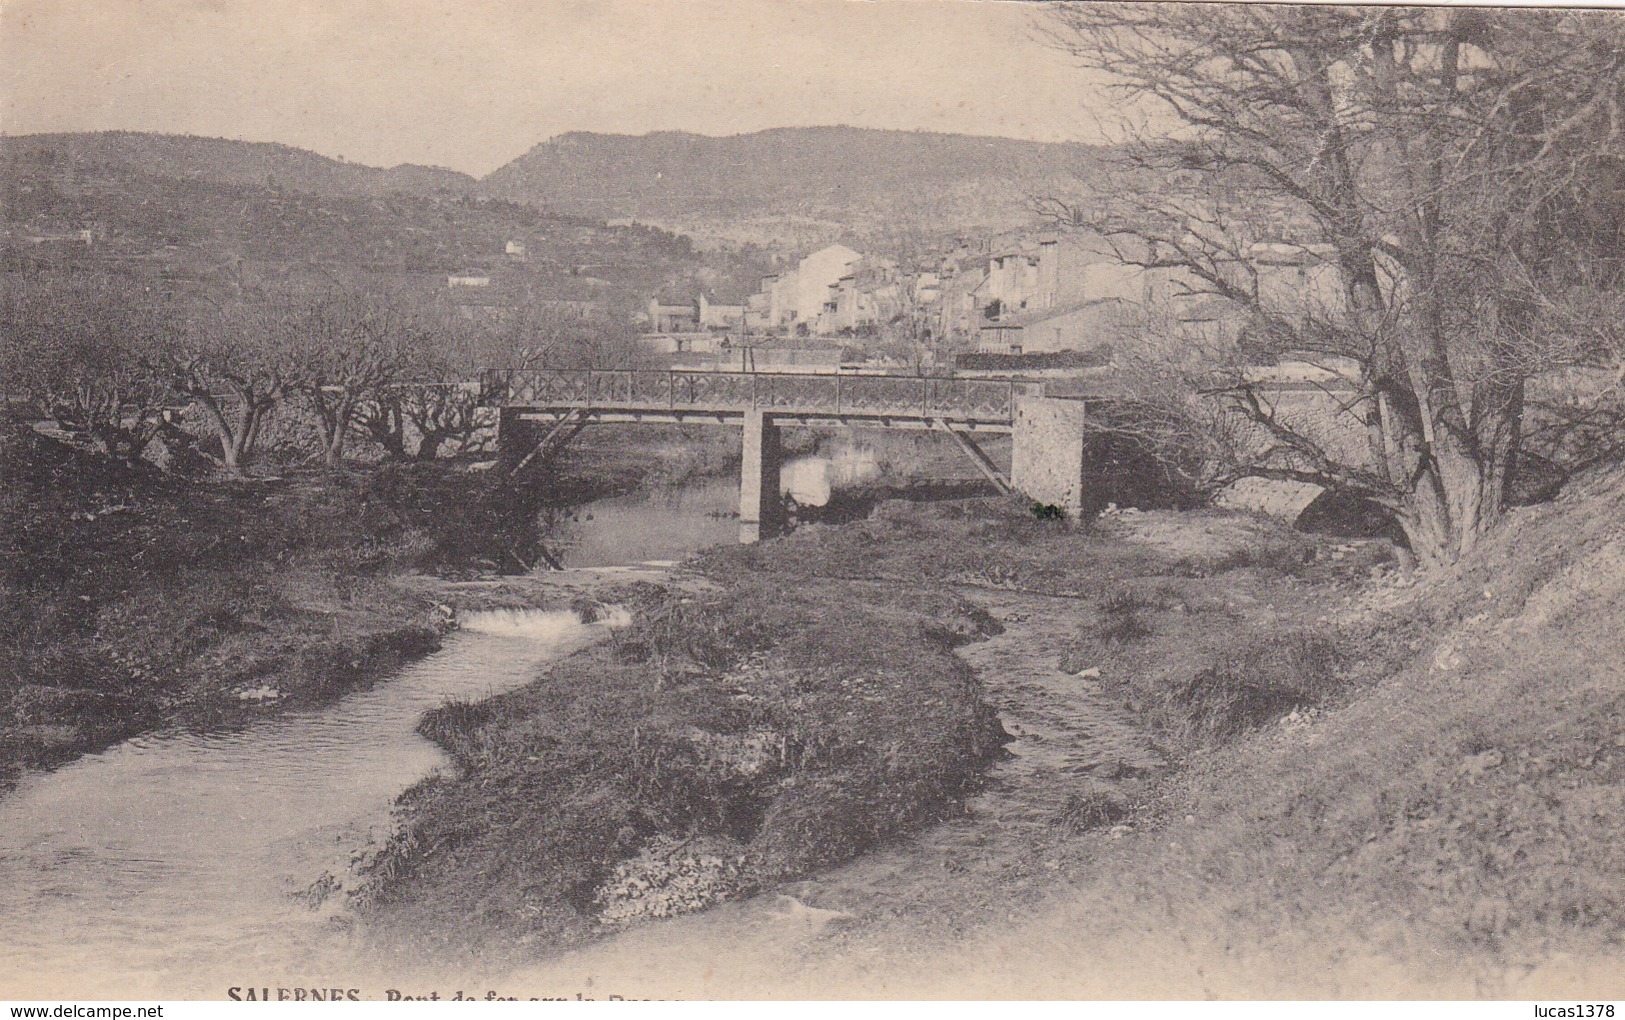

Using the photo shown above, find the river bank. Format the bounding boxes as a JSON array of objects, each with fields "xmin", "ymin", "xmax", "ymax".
[
  {"xmin": 369, "ymin": 481, "xmax": 1622, "ymax": 998},
  {"xmin": 357, "ymin": 535, "xmax": 1011, "ymax": 962},
  {"xmin": 355, "ymin": 495, "xmax": 1374, "ymax": 971},
  {"xmin": 0, "ymin": 416, "xmax": 992, "ymax": 793},
  {"xmin": 0, "ymin": 418, "xmax": 585, "ymax": 793}
]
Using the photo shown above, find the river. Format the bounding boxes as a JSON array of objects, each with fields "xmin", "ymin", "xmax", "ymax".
[
  {"xmin": 0, "ymin": 608, "xmax": 624, "ymax": 999},
  {"xmin": 0, "ymin": 446, "xmax": 887, "ymax": 998},
  {"xmin": 557, "ymin": 448, "xmax": 883, "ymax": 567}
]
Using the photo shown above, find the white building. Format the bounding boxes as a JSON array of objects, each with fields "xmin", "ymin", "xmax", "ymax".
[{"xmin": 792, "ymin": 244, "xmax": 862, "ymax": 330}]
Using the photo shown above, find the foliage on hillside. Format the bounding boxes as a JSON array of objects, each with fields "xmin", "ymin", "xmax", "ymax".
[
  {"xmin": 1, "ymin": 132, "xmax": 769, "ymax": 311},
  {"xmin": 480, "ymin": 127, "xmax": 1115, "ymax": 253},
  {"xmin": 1, "ymin": 131, "xmax": 476, "ymax": 199}
]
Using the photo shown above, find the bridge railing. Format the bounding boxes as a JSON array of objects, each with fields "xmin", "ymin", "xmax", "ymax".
[{"xmin": 481, "ymin": 369, "xmax": 1023, "ymax": 423}]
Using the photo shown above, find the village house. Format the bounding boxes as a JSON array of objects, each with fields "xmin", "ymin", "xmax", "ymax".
[
  {"xmin": 645, "ymin": 289, "xmax": 750, "ymax": 334},
  {"xmin": 794, "ymin": 244, "xmax": 862, "ymax": 330},
  {"xmin": 740, "ymin": 244, "xmax": 865, "ymax": 334},
  {"xmin": 969, "ymin": 232, "xmax": 1118, "ymax": 352},
  {"xmin": 931, "ymin": 258, "xmax": 989, "ymax": 343},
  {"xmin": 1249, "ymin": 242, "xmax": 1343, "ymax": 325},
  {"xmin": 820, "ymin": 257, "xmax": 907, "ymax": 335},
  {"xmin": 698, "ymin": 292, "xmax": 748, "ymax": 331},
  {"xmin": 977, "ymin": 298, "xmax": 1137, "ymax": 355},
  {"xmin": 648, "ymin": 297, "xmax": 701, "ymax": 333}
]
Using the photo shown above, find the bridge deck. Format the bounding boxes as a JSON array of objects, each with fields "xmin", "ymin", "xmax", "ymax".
[{"xmin": 482, "ymin": 369, "xmax": 1027, "ymax": 430}]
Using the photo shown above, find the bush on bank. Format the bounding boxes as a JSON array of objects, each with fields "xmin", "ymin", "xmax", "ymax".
[{"xmin": 358, "ymin": 566, "xmax": 1007, "ymax": 951}]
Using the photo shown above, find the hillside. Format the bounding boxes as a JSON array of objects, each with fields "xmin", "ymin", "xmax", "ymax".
[
  {"xmin": 1, "ymin": 131, "xmax": 476, "ymax": 200},
  {"xmin": 1, "ymin": 134, "xmax": 769, "ymax": 313},
  {"xmin": 3, "ymin": 127, "xmax": 1120, "ymax": 265},
  {"xmin": 480, "ymin": 127, "xmax": 1113, "ymax": 252}
]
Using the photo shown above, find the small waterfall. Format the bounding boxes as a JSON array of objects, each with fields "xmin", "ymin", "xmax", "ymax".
[
  {"xmin": 781, "ymin": 457, "xmax": 833, "ymax": 507},
  {"xmin": 458, "ymin": 605, "xmax": 631, "ymax": 639}
]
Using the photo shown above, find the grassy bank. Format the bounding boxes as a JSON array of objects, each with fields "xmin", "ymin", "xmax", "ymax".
[
  {"xmin": 358, "ymin": 547, "xmax": 1010, "ymax": 957},
  {"xmin": 759, "ymin": 495, "xmax": 1621, "ymax": 987},
  {"xmin": 0, "ymin": 421, "xmax": 557, "ymax": 791},
  {"xmin": 356, "ymin": 497, "xmax": 1340, "ymax": 958},
  {"xmin": 366, "ymin": 484, "xmax": 1620, "ymax": 993},
  {"xmin": 1081, "ymin": 467, "xmax": 1625, "ymax": 984}
]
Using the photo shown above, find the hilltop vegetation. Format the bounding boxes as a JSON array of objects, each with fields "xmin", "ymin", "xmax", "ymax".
[
  {"xmin": 479, "ymin": 127, "xmax": 1113, "ymax": 252},
  {"xmin": 2, "ymin": 131, "xmax": 476, "ymax": 199},
  {"xmin": 3, "ymin": 126, "xmax": 1114, "ymax": 270},
  {"xmin": 0, "ymin": 132, "xmax": 768, "ymax": 310}
]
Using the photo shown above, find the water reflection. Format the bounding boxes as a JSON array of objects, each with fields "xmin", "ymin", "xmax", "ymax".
[{"xmin": 556, "ymin": 444, "xmax": 883, "ymax": 568}]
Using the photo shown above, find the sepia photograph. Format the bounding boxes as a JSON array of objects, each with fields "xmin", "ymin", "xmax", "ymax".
[{"xmin": 1, "ymin": 0, "xmax": 1622, "ymax": 1002}]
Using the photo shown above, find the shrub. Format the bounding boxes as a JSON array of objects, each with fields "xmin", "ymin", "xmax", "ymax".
[
  {"xmin": 615, "ymin": 596, "xmax": 776, "ymax": 675},
  {"xmin": 1074, "ymin": 584, "xmax": 1155, "ymax": 650},
  {"xmin": 1169, "ymin": 631, "xmax": 1345, "ymax": 742},
  {"xmin": 1054, "ymin": 783, "xmax": 1131, "ymax": 834},
  {"xmin": 418, "ymin": 697, "xmax": 495, "ymax": 757}
]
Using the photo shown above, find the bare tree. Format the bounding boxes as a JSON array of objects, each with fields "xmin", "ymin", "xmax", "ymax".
[
  {"xmin": 403, "ymin": 382, "xmax": 487, "ymax": 461},
  {"xmin": 173, "ymin": 297, "xmax": 293, "ymax": 476},
  {"xmin": 2, "ymin": 271, "xmax": 180, "ymax": 466},
  {"xmin": 358, "ymin": 311, "xmax": 491, "ymax": 461},
  {"xmin": 283, "ymin": 290, "xmax": 414, "ymax": 469},
  {"xmin": 1044, "ymin": 4, "xmax": 1625, "ymax": 567}
]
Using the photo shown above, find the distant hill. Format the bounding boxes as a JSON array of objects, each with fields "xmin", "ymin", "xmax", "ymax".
[
  {"xmin": 480, "ymin": 127, "xmax": 1112, "ymax": 252},
  {"xmin": 1, "ymin": 133, "xmax": 770, "ymax": 315},
  {"xmin": 0, "ymin": 126, "xmax": 1117, "ymax": 305},
  {"xmin": 1, "ymin": 131, "xmax": 477, "ymax": 201}
]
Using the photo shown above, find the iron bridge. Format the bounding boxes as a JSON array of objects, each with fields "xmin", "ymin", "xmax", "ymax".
[{"xmin": 480, "ymin": 368, "xmax": 1026, "ymax": 431}]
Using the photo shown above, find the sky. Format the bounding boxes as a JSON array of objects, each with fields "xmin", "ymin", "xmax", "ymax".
[{"xmin": 0, "ymin": 0, "xmax": 1121, "ymax": 177}]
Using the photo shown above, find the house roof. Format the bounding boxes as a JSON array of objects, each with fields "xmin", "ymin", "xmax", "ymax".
[
  {"xmin": 700, "ymin": 283, "xmax": 753, "ymax": 305},
  {"xmin": 956, "ymin": 349, "xmax": 1110, "ymax": 371}
]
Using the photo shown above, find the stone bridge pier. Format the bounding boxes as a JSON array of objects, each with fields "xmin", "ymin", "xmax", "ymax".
[
  {"xmin": 738, "ymin": 410, "xmax": 784, "ymax": 544},
  {"xmin": 1010, "ymin": 395, "xmax": 1094, "ymax": 518}
]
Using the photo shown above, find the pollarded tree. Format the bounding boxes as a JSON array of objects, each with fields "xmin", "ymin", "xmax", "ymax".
[
  {"xmin": 173, "ymin": 296, "xmax": 294, "ymax": 476},
  {"xmin": 1045, "ymin": 4, "xmax": 1625, "ymax": 567},
  {"xmin": 357, "ymin": 308, "xmax": 489, "ymax": 461},
  {"xmin": 282, "ymin": 289, "xmax": 417, "ymax": 469},
  {"xmin": 2, "ymin": 271, "xmax": 180, "ymax": 466}
]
